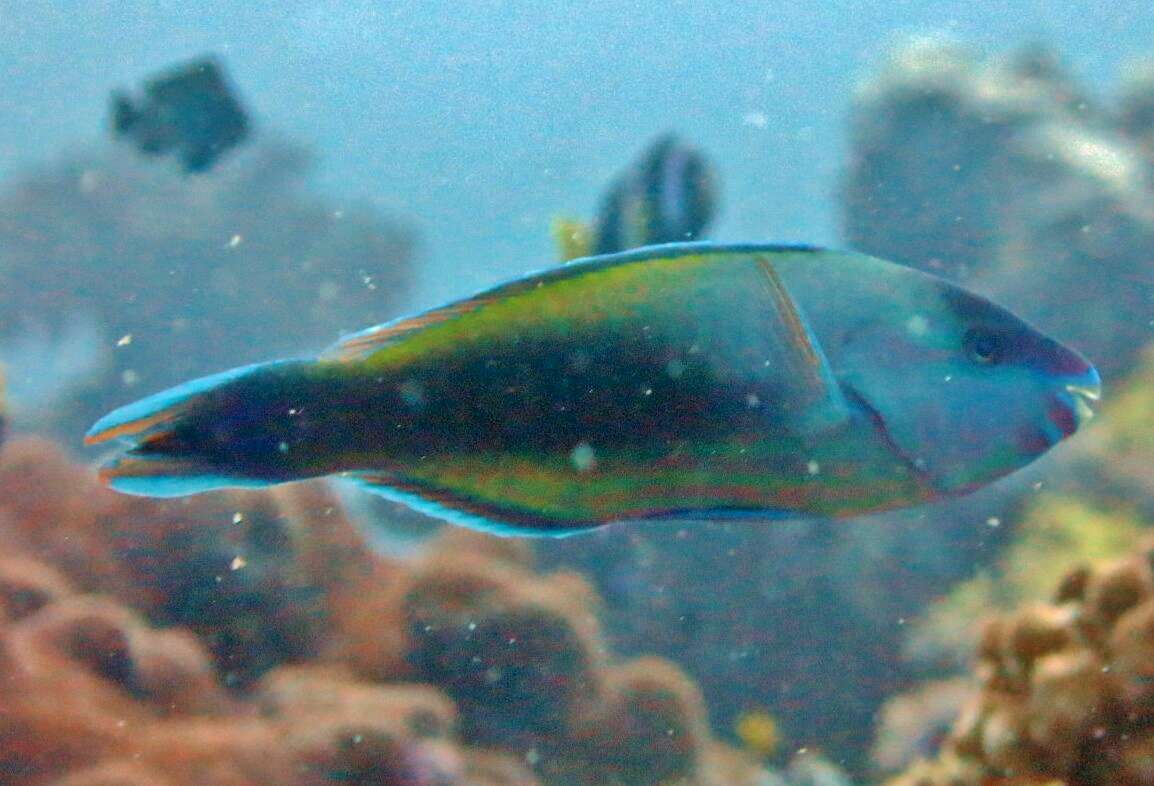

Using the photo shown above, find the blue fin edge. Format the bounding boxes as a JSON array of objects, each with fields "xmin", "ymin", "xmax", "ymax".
[
  {"xmin": 343, "ymin": 475, "xmax": 602, "ymax": 539},
  {"xmin": 86, "ymin": 359, "xmax": 301, "ymax": 445}
]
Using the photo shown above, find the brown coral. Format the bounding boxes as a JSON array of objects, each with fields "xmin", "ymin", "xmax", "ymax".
[
  {"xmin": 885, "ymin": 537, "xmax": 1154, "ymax": 786},
  {"xmin": 0, "ymin": 435, "xmax": 775, "ymax": 786}
]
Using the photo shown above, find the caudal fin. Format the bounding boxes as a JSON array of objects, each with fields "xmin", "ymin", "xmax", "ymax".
[{"xmin": 85, "ymin": 361, "xmax": 290, "ymax": 497}]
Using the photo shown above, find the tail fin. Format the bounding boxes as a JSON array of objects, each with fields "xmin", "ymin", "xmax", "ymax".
[
  {"xmin": 94, "ymin": 452, "xmax": 273, "ymax": 497},
  {"xmin": 85, "ymin": 361, "xmax": 294, "ymax": 497},
  {"xmin": 85, "ymin": 362, "xmax": 267, "ymax": 447}
]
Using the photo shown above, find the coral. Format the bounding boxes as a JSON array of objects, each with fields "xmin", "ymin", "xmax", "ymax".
[
  {"xmin": 884, "ymin": 536, "xmax": 1154, "ymax": 786},
  {"xmin": 399, "ymin": 533, "xmax": 607, "ymax": 751},
  {"xmin": 585, "ymin": 657, "xmax": 710, "ymax": 785},
  {"xmin": 0, "ymin": 435, "xmax": 783, "ymax": 786},
  {"xmin": 872, "ymin": 678, "xmax": 973, "ymax": 775},
  {"xmin": 0, "ymin": 436, "xmax": 397, "ymax": 687}
]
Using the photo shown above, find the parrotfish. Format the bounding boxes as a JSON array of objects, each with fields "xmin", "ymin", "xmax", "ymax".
[
  {"xmin": 86, "ymin": 243, "xmax": 1100, "ymax": 537},
  {"xmin": 112, "ymin": 56, "xmax": 249, "ymax": 173},
  {"xmin": 553, "ymin": 135, "xmax": 718, "ymax": 260}
]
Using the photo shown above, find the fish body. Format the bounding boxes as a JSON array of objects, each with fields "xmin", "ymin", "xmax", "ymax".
[
  {"xmin": 112, "ymin": 56, "xmax": 249, "ymax": 173},
  {"xmin": 555, "ymin": 135, "xmax": 718, "ymax": 261},
  {"xmin": 87, "ymin": 244, "xmax": 1099, "ymax": 536}
]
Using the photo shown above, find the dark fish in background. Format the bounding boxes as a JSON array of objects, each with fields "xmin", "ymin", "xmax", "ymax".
[
  {"xmin": 112, "ymin": 56, "xmax": 250, "ymax": 173},
  {"xmin": 552, "ymin": 134, "xmax": 719, "ymax": 260}
]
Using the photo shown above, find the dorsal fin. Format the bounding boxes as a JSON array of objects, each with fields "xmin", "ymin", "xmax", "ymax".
[
  {"xmin": 320, "ymin": 243, "xmax": 840, "ymax": 386},
  {"xmin": 321, "ymin": 300, "xmax": 486, "ymax": 363}
]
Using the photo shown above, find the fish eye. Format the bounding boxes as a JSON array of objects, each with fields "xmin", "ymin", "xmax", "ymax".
[{"xmin": 963, "ymin": 328, "xmax": 1006, "ymax": 366}]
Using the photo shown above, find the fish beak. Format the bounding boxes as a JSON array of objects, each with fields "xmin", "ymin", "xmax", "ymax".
[{"xmin": 1064, "ymin": 367, "xmax": 1102, "ymax": 425}]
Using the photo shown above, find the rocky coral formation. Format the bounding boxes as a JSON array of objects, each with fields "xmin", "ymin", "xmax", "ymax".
[
  {"xmin": 0, "ymin": 139, "xmax": 416, "ymax": 440},
  {"xmin": 883, "ymin": 534, "xmax": 1154, "ymax": 786},
  {"xmin": 0, "ymin": 434, "xmax": 783, "ymax": 786}
]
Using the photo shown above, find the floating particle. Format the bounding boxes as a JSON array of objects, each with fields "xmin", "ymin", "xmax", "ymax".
[{"xmin": 570, "ymin": 441, "xmax": 597, "ymax": 472}]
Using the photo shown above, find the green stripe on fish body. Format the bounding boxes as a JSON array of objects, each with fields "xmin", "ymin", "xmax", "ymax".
[{"xmin": 311, "ymin": 245, "xmax": 931, "ymax": 529}]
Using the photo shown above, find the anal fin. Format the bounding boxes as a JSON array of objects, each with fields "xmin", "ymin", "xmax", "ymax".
[{"xmin": 345, "ymin": 471, "xmax": 602, "ymax": 539}]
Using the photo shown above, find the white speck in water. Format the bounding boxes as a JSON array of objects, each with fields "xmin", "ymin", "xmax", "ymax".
[
  {"xmin": 806, "ymin": 460, "xmax": 820, "ymax": 476},
  {"xmin": 742, "ymin": 111, "xmax": 769, "ymax": 128},
  {"xmin": 121, "ymin": 369, "xmax": 140, "ymax": 386},
  {"xmin": 643, "ymin": 387, "xmax": 653, "ymax": 396},
  {"xmin": 467, "ymin": 622, "xmax": 477, "ymax": 631},
  {"xmin": 277, "ymin": 441, "xmax": 289, "ymax": 453},
  {"xmin": 906, "ymin": 314, "xmax": 929, "ymax": 336},
  {"xmin": 227, "ymin": 234, "xmax": 243, "ymax": 248},
  {"xmin": 571, "ymin": 442, "xmax": 597, "ymax": 472},
  {"xmin": 986, "ymin": 516, "xmax": 1001, "ymax": 528},
  {"xmin": 116, "ymin": 334, "xmax": 133, "ymax": 347},
  {"xmin": 230, "ymin": 556, "xmax": 247, "ymax": 570},
  {"xmin": 745, "ymin": 393, "xmax": 761, "ymax": 408},
  {"xmin": 232, "ymin": 513, "xmax": 244, "ymax": 525},
  {"xmin": 943, "ymin": 374, "xmax": 953, "ymax": 382},
  {"xmin": 525, "ymin": 749, "xmax": 541, "ymax": 766},
  {"xmin": 288, "ymin": 407, "xmax": 299, "ymax": 416},
  {"xmin": 665, "ymin": 358, "xmax": 685, "ymax": 378},
  {"xmin": 352, "ymin": 734, "xmax": 364, "ymax": 744}
]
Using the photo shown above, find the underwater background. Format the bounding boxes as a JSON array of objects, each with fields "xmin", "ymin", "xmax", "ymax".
[{"xmin": 5, "ymin": 2, "xmax": 1154, "ymax": 785}]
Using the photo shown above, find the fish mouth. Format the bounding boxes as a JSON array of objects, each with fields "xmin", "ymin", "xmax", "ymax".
[{"xmin": 1050, "ymin": 369, "xmax": 1101, "ymax": 438}]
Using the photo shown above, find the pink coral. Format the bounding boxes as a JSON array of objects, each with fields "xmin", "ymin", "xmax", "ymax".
[{"xmin": 0, "ymin": 436, "xmax": 773, "ymax": 786}]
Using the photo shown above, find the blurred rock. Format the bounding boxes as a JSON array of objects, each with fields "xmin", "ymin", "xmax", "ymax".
[{"xmin": 0, "ymin": 139, "xmax": 416, "ymax": 441}]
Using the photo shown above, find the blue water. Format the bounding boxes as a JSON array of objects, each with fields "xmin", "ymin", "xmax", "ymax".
[{"xmin": 4, "ymin": 0, "xmax": 1153, "ymax": 307}]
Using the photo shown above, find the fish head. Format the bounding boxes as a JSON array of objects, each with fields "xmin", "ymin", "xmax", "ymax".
[{"xmin": 834, "ymin": 275, "xmax": 1100, "ymax": 496}]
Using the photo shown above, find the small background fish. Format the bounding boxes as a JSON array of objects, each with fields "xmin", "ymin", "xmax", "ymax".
[
  {"xmin": 553, "ymin": 134, "xmax": 718, "ymax": 260},
  {"xmin": 112, "ymin": 56, "xmax": 250, "ymax": 173}
]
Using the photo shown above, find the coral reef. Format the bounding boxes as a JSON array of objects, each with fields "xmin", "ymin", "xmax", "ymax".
[
  {"xmin": 0, "ymin": 138, "xmax": 416, "ymax": 440},
  {"xmin": 883, "ymin": 534, "xmax": 1154, "ymax": 786},
  {"xmin": 0, "ymin": 434, "xmax": 792, "ymax": 786}
]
